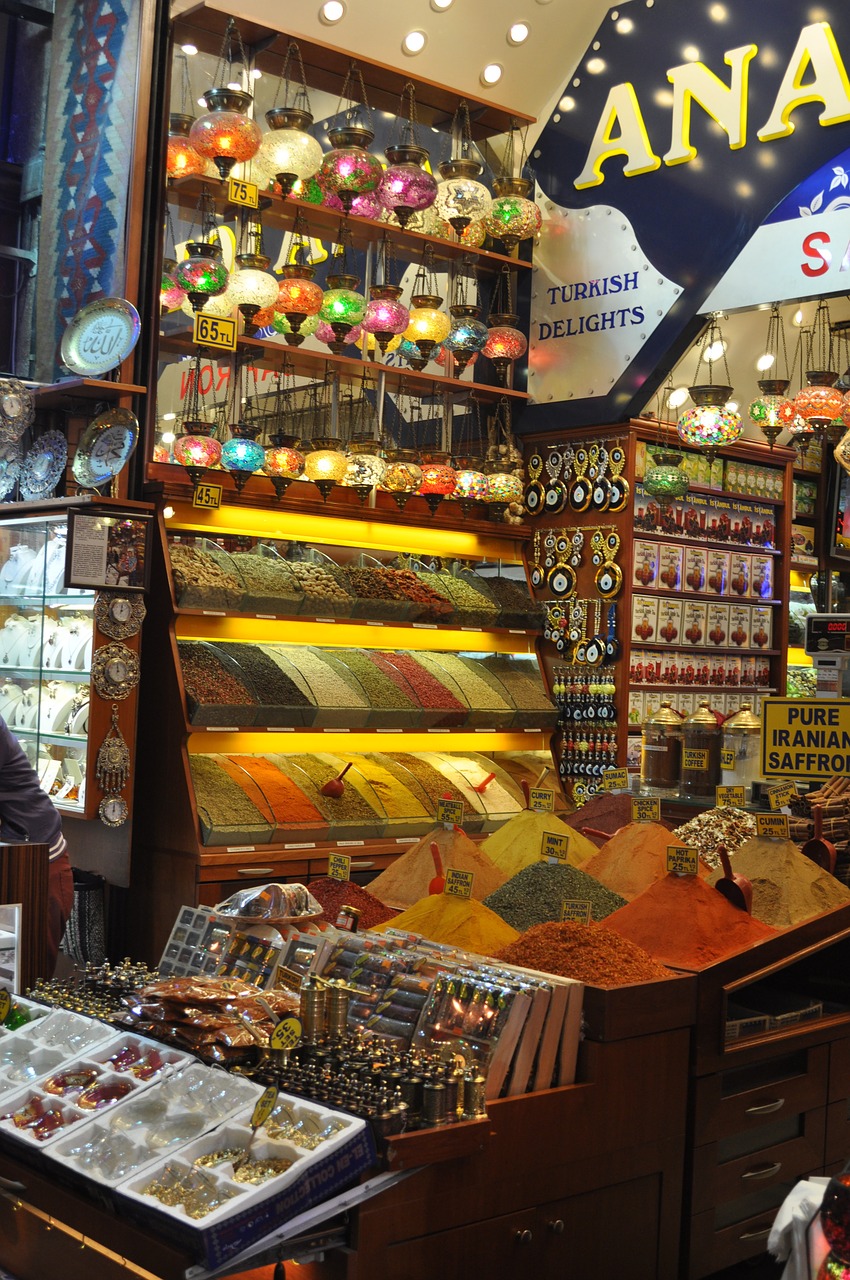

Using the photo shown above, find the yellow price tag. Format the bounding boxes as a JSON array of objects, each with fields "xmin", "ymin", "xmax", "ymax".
[
  {"xmin": 529, "ymin": 787, "xmax": 555, "ymax": 811},
  {"xmin": 541, "ymin": 831, "xmax": 570, "ymax": 861},
  {"xmin": 720, "ymin": 748, "xmax": 736, "ymax": 770},
  {"xmin": 444, "ymin": 868, "xmax": 474, "ymax": 899},
  {"xmin": 228, "ymin": 176, "xmax": 259, "ymax": 208},
  {"xmin": 666, "ymin": 845, "xmax": 699, "ymax": 875},
  {"xmin": 768, "ymin": 781, "xmax": 797, "ymax": 811},
  {"xmin": 270, "ymin": 1014, "xmax": 303, "ymax": 1051},
  {"xmin": 193, "ymin": 312, "xmax": 237, "ymax": 351},
  {"xmin": 716, "ymin": 785, "xmax": 745, "ymax": 809},
  {"xmin": 757, "ymin": 812, "xmax": 790, "ymax": 839},
  {"xmin": 251, "ymin": 1084, "xmax": 279, "ymax": 1130},
  {"xmin": 0, "ymin": 988, "xmax": 10, "ymax": 1023},
  {"xmin": 437, "ymin": 798, "xmax": 464, "ymax": 827},
  {"xmin": 601, "ymin": 768, "xmax": 629, "ymax": 792},
  {"xmin": 192, "ymin": 482, "xmax": 223, "ymax": 510},
  {"xmin": 631, "ymin": 797, "xmax": 660, "ymax": 823},
  {"xmin": 328, "ymin": 853, "xmax": 351, "ymax": 882},
  {"xmin": 682, "ymin": 748, "xmax": 709, "ymax": 771},
  {"xmin": 560, "ymin": 900, "xmax": 592, "ymax": 924}
]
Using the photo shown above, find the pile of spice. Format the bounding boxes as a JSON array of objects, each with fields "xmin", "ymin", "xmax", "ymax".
[
  {"xmin": 476, "ymin": 574, "xmax": 544, "ymax": 631},
  {"xmin": 229, "ymin": 553, "xmax": 304, "ymax": 613},
  {"xmin": 367, "ymin": 752, "xmax": 439, "ymax": 815},
  {"xmin": 332, "ymin": 649, "xmax": 417, "ymax": 714},
  {"xmin": 391, "ymin": 569, "xmax": 454, "ymax": 621},
  {"xmin": 442, "ymin": 754, "xmax": 523, "ymax": 819},
  {"xmin": 414, "ymin": 653, "xmax": 513, "ymax": 718},
  {"xmin": 481, "ymin": 808, "xmax": 597, "ymax": 876},
  {"xmin": 565, "ymin": 793, "xmax": 652, "ymax": 847},
  {"xmin": 276, "ymin": 754, "xmax": 387, "ymax": 832},
  {"xmin": 414, "ymin": 570, "xmax": 500, "ymax": 627},
  {"xmin": 376, "ymin": 753, "xmax": 469, "ymax": 811},
  {"xmin": 287, "ymin": 562, "xmax": 353, "ymax": 614},
  {"xmin": 225, "ymin": 756, "xmax": 327, "ymax": 830},
  {"xmin": 712, "ymin": 837, "xmax": 850, "ymax": 928},
  {"xmin": 368, "ymin": 824, "xmax": 507, "ymax": 908},
  {"xmin": 306, "ymin": 876, "xmax": 398, "ymax": 930},
  {"xmin": 273, "ymin": 647, "xmax": 369, "ymax": 713},
  {"xmin": 604, "ymin": 873, "xmax": 777, "ymax": 969},
  {"xmin": 484, "ymin": 861, "xmax": 626, "ymax": 930},
  {"xmin": 169, "ymin": 542, "xmax": 244, "ymax": 611},
  {"xmin": 214, "ymin": 643, "xmax": 314, "ymax": 725},
  {"xmin": 371, "ymin": 893, "xmax": 519, "ymax": 955},
  {"xmin": 178, "ymin": 641, "xmax": 257, "ymax": 725},
  {"xmin": 371, "ymin": 652, "xmax": 466, "ymax": 722},
  {"xmin": 189, "ymin": 755, "xmax": 273, "ymax": 838},
  {"xmin": 481, "ymin": 656, "xmax": 556, "ymax": 720},
  {"xmin": 344, "ymin": 566, "xmax": 419, "ymax": 620},
  {"xmin": 582, "ymin": 822, "xmax": 710, "ymax": 901},
  {"xmin": 494, "ymin": 921, "xmax": 673, "ymax": 987},
  {"xmin": 344, "ymin": 755, "xmax": 430, "ymax": 821},
  {"xmin": 671, "ymin": 807, "xmax": 757, "ymax": 868}
]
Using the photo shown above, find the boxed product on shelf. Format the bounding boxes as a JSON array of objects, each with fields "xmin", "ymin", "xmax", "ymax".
[
  {"xmin": 678, "ymin": 692, "xmax": 695, "ymax": 716},
  {"xmin": 705, "ymin": 550, "xmax": 730, "ymax": 596},
  {"xmin": 725, "ymin": 655, "xmax": 742, "ymax": 687},
  {"xmin": 709, "ymin": 654, "xmax": 727, "ymax": 687},
  {"xmin": 728, "ymin": 553, "xmax": 751, "ymax": 597},
  {"xmin": 682, "ymin": 600, "xmax": 708, "ymax": 646},
  {"xmin": 632, "ymin": 541, "xmax": 659, "ymax": 589},
  {"xmin": 725, "ymin": 692, "xmax": 742, "ymax": 716},
  {"xmin": 741, "ymin": 653, "xmax": 757, "ymax": 686},
  {"xmin": 657, "ymin": 543, "xmax": 683, "ymax": 591},
  {"xmin": 750, "ymin": 554, "xmax": 774, "ymax": 600},
  {"xmin": 794, "ymin": 477, "xmax": 818, "ymax": 516},
  {"xmin": 728, "ymin": 603, "xmax": 751, "ymax": 649},
  {"xmin": 791, "ymin": 524, "xmax": 817, "ymax": 564},
  {"xmin": 681, "ymin": 651, "xmax": 711, "ymax": 687},
  {"xmin": 657, "ymin": 598, "xmax": 683, "ymax": 645},
  {"xmin": 660, "ymin": 648, "xmax": 680, "ymax": 685},
  {"xmin": 684, "ymin": 547, "xmax": 707, "ymax": 592},
  {"xmin": 629, "ymin": 650, "xmax": 645, "ymax": 684},
  {"xmin": 751, "ymin": 606, "xmax": 773, "ymax": 650},
  {"xmin": 628, "ymin": 691, "xmax": 644, "ymax": 725},
  {"xmin": 631, "ymin": 596, "xmax": 658, "ymax": 644},
  {"xmin": 645, "ymin": 650, "xmax": 663, "ymax": 683},
  {"xmin": 706, "ymin": 602, "xmax": 730, "ymax": 647},
  {"xmin": 643, "ymin": 690, "xmax": 663, "ymax": 718}
]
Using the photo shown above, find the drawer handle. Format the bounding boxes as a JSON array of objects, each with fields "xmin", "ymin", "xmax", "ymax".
[
  {"xmin": 547, "ymin": 1219, "xmax": 565, "ymax": 1235},
  {"xmin": 350, "ymin": 861, "xmax": 375, "ymax": 869},
  {"xmin": 741, "ymin": 1161, "xmax": 782, "ymax": 1181},
  {"xmin": 0, "ymin": 1175, "xmax": 26, "ymax": 1192},
  {"xmin": 739, "ymin": 1226, "xmax": 772, "ymax": 1241},
  {"xmin": 515, "ymin": 1229, "xmax": 534, "ymax": 1245},
  {"xmin": 236, "ymin": 868, "xmax": 275, "ymax": 876},
  {"xmin": 745, "ymin": 1098, "xmax": 785, "ymax": 1115}
]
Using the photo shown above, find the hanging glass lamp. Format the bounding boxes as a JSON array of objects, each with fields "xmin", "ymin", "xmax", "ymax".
[
  {"xmin": 794, "ymin": 371, "xmax": 845, "ymax": 440},
  {"xmin": 272, "ymin": 310, "xmax": 320, "ymax": 346},
  {"xmin": 174, "ymin": 422, "xmax": 222, "ymax": 487},
  {"xmin": 343, "ymin": 435, "xmax": 387, "ymax": 504},
  {"xmin": 257, "ymin": 106, "xmax": 323, "ymax": 196},
  {"xmin": 483, "ymin": 458, "xmax": 523, "ymax": 520},
  {"xmin": 677, "ymin": 385, "xmax": 743, "ymax": 452},
  {"xmin": 450, "ymin": 455, "xmax": 488, "ymax": 517},
  {"xmin": 379, "ymin": 143, "xmax": 437, "ymax": 228},
  {"xmin": 160, "ymin": 258, "xmax": 187, "ymax": 312},
  {"xmin": 748, "ymin": 378, "xmax": 792, "ymax": 450},
  {"xmin": 275, "ymin": 265, "xmax": 324, "ymax": 331},
  {"xmin": 229, "ymin": 252, "xmax": 279, "ymax": 325},
  {"xmin": 166, "ymin": 115, "xmax": 214, "ymax": 180},
  {"xmin": 644, "ymin": 449, "xmax": 690, "ymax": 503},
  {"xmin": 263, "ymin": 433, "xmax": 305, "ymax": 500},
  {"xmin": 174, "ymin": 241, "xmax": 229, "ymax": 312},
  {"xmin": 304, "ymin": 436, "xmax": 348, "ymax": 501},
  {"xmin": 362, "ymin": 285, "xmax": 410, "ymax": 354},
  {"xmin": 483, "ymin": 316, "xmax": 527, "ymax": 383},
  {"xmin": 319, "ymin": 274, "xmax": 367, "ymax": 352},
  {"xmin": 189, "ymin": 89, "xmax": 261, "ymax": 181},
  {"xmin": 221, "ymin": 423, "xmax": 265, "ymax": 493},
  {"xmin": 380, "ymin": 449, "xmax": 422, "ymax": 510},
  {"xmin": 483, "ymin": 177, "xmax": 542, "ymax": 250},
  {"xmin": 418, "ymin": 451, "xmax": 457, "ymax": 514},
  {"xmin": 445, "ymin": 304, "xmax": 489, "ymax": 374},
  {"xmin": 434, "ymin": 159, "xmax": 491, "ymax": 235}
]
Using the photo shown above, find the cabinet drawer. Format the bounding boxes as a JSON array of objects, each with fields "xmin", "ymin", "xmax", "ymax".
[
  {"xmin": 693, "ymin": 1044, "xmax": 829, "ymax": 1143},
  {"xmin": 691, "ymin": 1107, "xmax": 825, "ymax": 1214},
  {"xmin": 688, "ymin": 1182, "xmax": 798, "ymax": 1279},
  {"xmin": 829, "ymin": 1036, "xmax": 850, "ymax": 1103},
  {"xmin": 826, "ymin": 1098, "xmax": 850, "ymax": 1166}
]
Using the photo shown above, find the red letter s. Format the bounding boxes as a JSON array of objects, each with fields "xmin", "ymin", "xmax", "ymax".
[{"xmin": 801, "ymin": 231, "xmax": 832, "ymax": 277}]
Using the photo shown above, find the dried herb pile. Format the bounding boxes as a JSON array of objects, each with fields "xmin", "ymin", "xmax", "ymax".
[{"xmin": 484, "ymin": 861, "xmax": 626, "ymax": 930}]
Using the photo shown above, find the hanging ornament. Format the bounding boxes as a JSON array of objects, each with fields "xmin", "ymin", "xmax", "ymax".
[
  {"xmin": 445, "ymin": 256, "xmax": 488, "ymax": 374},
  {"xmin": 482, "ymin": 397, "xmax": 524, "ymax": 522},
  {"xmin": 381, "ymin": 449, "xmax": 422, "ymax": 509},
  {"xmin": 418, "ymin": 451, "xmax": 457, "ymax": 514},
  {"xmin": 643, "ymin": 377, "xmax": 690, "ymax": 503},
  {"xmin": 189, "ymin": 20, "xmax": 261, "ymax": 180},
  {"xmin": 398, "ymin": 337, "xmax": 443, "ymax": 371},
  {"xmin": 483, "ymin": 265, "xmax": 527, "ymax": 384},
  {"xmin": 434, "ymin": 218, "xmax": 486, "ymax": 248},
  {"xmin": 95, "ymin": 704, "xmax": 131, "ymax": 795},
  {"xmin": 173, "ymin": 185, "xmax": 229, "ymax": 311},
  {"xmin": 792, "ymin": 300, "xmax": 844, "ymax": 444},
  {"xmin": 264, "ymin": 434, "xmax": 304, "ymax": 499},
  {"xmin": 272, "ymin": 311, "xmax": 320, "ymax": 346},
  {"xmin": 317, "ymin": 63, "xmax": 383, "ymax": 214},
  {"xmin": 403, "ymin": 245, "xmax": 451, "ymax": 358},
  {"xmin": 356, "ymin": 330, "xmax": 402, "ymax": 359},
  {"xmin": 160, "ymin": 259, "xmax": 187, "ymax": 312},
  {"xmin": 166, "ymin": 58, "xmax": 216, "ymax": 180},
  {"xmin": 449, "ymin": 400, "xmax": 487, "ymax": 516},
  {"xmin": 221, "ymin": 423, "xmax": 264, "ymax": 492},
  {"xmin": 378, "ymin": 82, "xmax": 438, "ymax": 228},
  {"xmin": 676, "ymin": 314, "xmax": 742, "ymax": 458},
  {"xmin": 304, "ymin": 437, "xmax": 349, "ymax": 501},
  {"xmin": 361, "ymin": 235, "xmax": 409, "ymax": 354},
  {"xmin": 482, "ymin": 121, "xmax": 541, "ymax": 250},
  {"xmin": 254, "ymin": 42, "xmax": 323, "ymax": 197},
  {"xmin": 228, "ymin": 214, "xmax": 279, "ymax": 327},
  {"xmin": 433, "ymin": 102, "xmax": 491, "ymax": 234},
  {"xmin": 746, "ymin": 304, "xmax": 793, "ymax": 449},
  {"xmin": 318, "ymin": 223, "xmax": 367, "ymax": 352},
  {"xmin": 172, "ymin": 351, "xmax": 222, "ymax": 485}
]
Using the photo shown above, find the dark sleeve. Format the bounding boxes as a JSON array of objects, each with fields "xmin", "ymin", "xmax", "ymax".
[{"xmin": 0, "ymin": 716, "xmax": 63, "ymax": 847}]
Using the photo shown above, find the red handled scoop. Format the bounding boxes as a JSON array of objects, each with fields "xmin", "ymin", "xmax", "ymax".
[
  {"xmin": 521, "ymin": 780, "xmax": 531, "ymax": 809},
  {"xmin": 429, "ymin": 842, "xmax": 445, "ymax": 895},
  {"xmin": 715, "ymin": 845, "xmax": 753, "ymax": 913},
  {"xmin": 802, "ymin": 805, "xmax": 837, "ymax": 874},
  {"xmin": 321, "ymin": 762, "xmax": 352, "ymax": 798},
  {"xmin": 473, "ymin": 771, "xmax": 496, "ymax": 794}
]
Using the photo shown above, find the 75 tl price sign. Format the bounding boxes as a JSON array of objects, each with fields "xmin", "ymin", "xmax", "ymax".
[
  {"xmin": 228, "ymin": 176, "xmax": 259, "ymax": 208},
  {"xmin": 193, "ymin": 312, "xmax": 237, "ymax": 351}
]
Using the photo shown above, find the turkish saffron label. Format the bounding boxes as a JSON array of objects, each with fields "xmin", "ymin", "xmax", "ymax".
[
  {"xmin": 327, "ymin": 853, "xmax": 351, "ymax": 882},
  {"xmin": 757, "ymin": 812, "xmax": 790, "ymax": 839},
  {"xmin": 529, "ymin": 786, "xmax": 555, "ymax": 811},
  {"xmin": 716, "ymin": 785, "xmax": 745, "ymax": 808},
  {"xmin": 561, "ymin": 899, "xmax": 592, "ymax": 924},
  {"xmin": 631, "ymin": 796, "xmax": 660, "ymax": 823},
  {"xmin": 541, "ymin": 830, "xmax": 570, "ymax": 861},
  {"xmin": 682, "ymin": 748, "xmax": 709, "ymax": 771},
  {"xmin": 437, "ymin": 798, "xmax": 464, "ymax": 827},
  {"xmin": 666, "ymin": 845, "xmax": 699, "ymax": 876},
  {"xmin": 444, "ymin": 868, "xmax": 474, "ymax": 899}
]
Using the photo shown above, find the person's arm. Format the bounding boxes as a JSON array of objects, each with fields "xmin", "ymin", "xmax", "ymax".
[{"xmin": 0, "ymin": 716, "xmax": 65, "ymax": 856}]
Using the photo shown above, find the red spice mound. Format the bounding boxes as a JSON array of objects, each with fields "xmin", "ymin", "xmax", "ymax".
[
  {"xmin": 604, "ymin": 873, "xmax": 777, "ymax": 970},
  {"xmin": 494, "ymin": 920, "xmax": 672, "ymax": 988},
  {"xmin": 581, "ymin": 822, "xmax": 711, "ymax": 902},
  {"xmin": 307, "ymin": 877, "xmax": 399, "ymax": 931}
]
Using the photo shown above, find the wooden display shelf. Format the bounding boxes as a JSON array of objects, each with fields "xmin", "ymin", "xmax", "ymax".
[
  {"xmin": 170, "ymin": 180, "xmax": 533, "ymax": 274},
  {"xmin": 31, "ymin": 378, "xmax": 146, "ymax": 407},
  {"xmin": 632, "ymin": 531, "xmax": 781, "ymax": 556},
  {"xmin": 631, "ymin": 645, "xmax": 780, "ymax": 658},
  {"xmin": 629, "ymin": 588, "xmax": 781, "ymax": 606},
  {"xmin": 672, "ymin": 482, "xmax": 785, "ymax": 507}
]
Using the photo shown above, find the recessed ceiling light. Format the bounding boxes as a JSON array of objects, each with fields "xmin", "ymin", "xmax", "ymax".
[
  {"xmin": 793, "ymin": 308, "xmax": 804, "ymax": 326},
  {"xmin": 181, "ymin": 43, "xmax": 197, "ymax": 55},
  {"xmin": 163, "ymin": 506, "xmax": 175, "ymax": 520},
  {"xmin": 558, "ymin": 95, "xmax": 576, "ymax": 111},
  {"xmin": 402, "ymin": 29, "xmax": 427, "ymax": 55},
  {"xmin": 162, "ymin": 412, "xmax": 177, "ymax": 421},
  {"xmin": 667, "ymin": 386, "xmax": 689, "ymax": 408},
  {"xmin": 250, "ymin": 68, "xmax": 262, "ymax": 80},
  {"xmin": 160, "ymin": 431, "xmax": 176, "ymax": 445},
  {"xmin": 703, "ymin": 339, "xmax": 727, "ymax": 361},
  {"xmin": 319, "ymin": 1, "xmax": 346, "ymax": 24},
  {"xmin": 507, "ymin": 22, "xmax": 530, "ymax": 45},
  {"xmin": 586, "ymin": 57, "xmax": 606, "ymax": 74},
  {"xmin": 682, "ymin": 44, "xmax": 700, "ymax": 61},
  {"xmin": 431, "ymin": 0, "xmax": 454, "ymax": 9},
  {"xmin": 226, "ymin": 80, "xmax": 242, "ymax": 91},
  {"xmin": 756, "ymin": 353, "xmax": 776, "ymax": 372},
  {"xmin": 481, "ymin": 63, "xmax": 503, "ymax": 85},
  {"xmin": 615, "ymin": 17, "xmax": 633, "ymax": 33}
]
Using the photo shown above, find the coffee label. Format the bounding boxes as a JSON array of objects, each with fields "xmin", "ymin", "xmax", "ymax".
[{"xmin": 682, "ymin": 748, "xmax": 709, "ymax": 771}]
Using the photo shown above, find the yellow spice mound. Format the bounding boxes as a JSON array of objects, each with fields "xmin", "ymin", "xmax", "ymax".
[
  {"xmin": 582, "ymin": 822, "xmax": 711, "ymax": 902},
  {"xmin": 371, "ymin": 893, "xmax": 519, "ymax": 955},
  {"xmin": 481, "ymin": 808, "xmax": 597, "ymax": 878},
  {"xmin": 368, "ymin": 824, "xmax": 507, "ymax": 909}
]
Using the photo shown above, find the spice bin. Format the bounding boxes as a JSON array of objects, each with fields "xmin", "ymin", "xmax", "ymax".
[
  {"xmin": 640, "ymin": 701, "xmax": 683, "ymax": 797},
  {"xmin": 680, "ymin": 700, "xmax": 723, "ymax": 799},
  {"xmin": 721, "ymin": 703, "xmax": 764, "ymax": 800}
]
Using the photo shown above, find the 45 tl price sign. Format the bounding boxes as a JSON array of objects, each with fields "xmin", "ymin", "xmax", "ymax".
[{"xmin": 193, "ymin": 312, "xmax": 237, "ymax": 351}]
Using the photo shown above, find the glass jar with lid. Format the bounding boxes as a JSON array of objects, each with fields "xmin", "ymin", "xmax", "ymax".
[
  {"xmin": 640, "ymin": 701, "xmax": 682, "ymax": 796},
  {"xmin": 680, "ymin": 700, "xmax": 722, "ymax": 798},
  {"xmin": 722, "ymin": 703, "xmax": 763, "ymax": 800}
]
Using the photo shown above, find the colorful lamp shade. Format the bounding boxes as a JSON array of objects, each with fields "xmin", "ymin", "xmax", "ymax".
[
  {"xmin": 483, "ymin": 315, "xmax": 528, "ymax": 384},
  {"xmin": 316, "ymin": 320, "xmax": 361, "ymax": 350},
  {"xmin": 263, "ymin": 433, "xmax": 304, "ymax": 499},
  {"xmin": 272, "ymin": 310, "xmax": 320, "ymax": 346},
  {"xmin": 483, "ymin": 460, "xmax": 523, "ymax": 513},
  {"xmin": 434, "ymin": 217, "xmax": 486, "ymax": 248},
  {"xmin": 160, "ymin": 258, "xmax": 187, "ymax": 312},
  {"xmin": 433, "ymin": 158, "xmax": 491, "ymax": 234},
  {"xmin": 418, "ymin": 451, "xmax": 457, "ymax": 514},
  {"xmin": 317, "ymin": 124, "xmax": 384, "ymax": 214},
  {"xmin": 380, "ymin": 449, "xmax": 422, "ymax": 510},
  {"xmin": 321, "ymin": 188, "xmax": 383, "ymax": 220},
  {"xmin": 450, "ymin": 458, "xmax": 488, "ymax": 515},
  {"xmin": 180, "ymin": 279, "xmax": 237, "ymax": 321},
  {"xmin": 747, "ymin": 378, "xmax": 792, "ymax": 449},
  {"xmin": 483, "ymin": 177, "xmax": 542, "ymax": 249},
  {"xmin": 398, "ymin": 337, "xmax": 442, "ymax": 371},
  {"xmin": 228, "ymin": 253, "xmax": 279, "ymax": 323},
  {"xmin": 356, "ymin": 330, "xmax": 402, "ymax": 358},
  {"xmin": 304, "ymin": 435, "xmax": 349, "ymax": 501},
  {"xmin": 174, "ymin": 422, "xmax": 222, "ymax": 486},
  {"xmin": 319, "ymin": 273, "xmax": 367, "ymax": 352},
  {"xmin": 221, "ymin": 424, "xmax": 265, "ymax": 494},
  {"xmin": 793, "ymin": 371, "xmax": 845, "ymax": 436},
  {"xmin": 275, "ymin": 265, "xmax": 324, "ymax": 330},
  {"xmin": 362, "ymin": 285, "xmax": 410, "ymax": 353},
  {"xmin": 189, "ymin": 89, "xmax": 262, "ymax": 180},
  {"xmin": 445, "ymin": 305, "xmax": 489, "ymax": 374},
  {"xmin": 643, "ymin": 449, "xmax": 690, "ymax": 503},
  {"xmin": 256, "ymin": 106, "xmax": 323, "ymax": 197},
  {"xmin": 166, "ymin": 114, "xmax": 215, "ymax": 180},
  {"xmin": 676, "ymin": 385, "xmax": 743, "ymax": 452},
  {"xmin": 343, "ymin": 436, "xmax": 387, "ymax": 501},
  {"xmin": 174, "ymin": 241, "xmax": 230, "ymax": 311},
  {"xmin": 378, "ymin": 144, "xmax": 438, "ymax": 228},
  {"xmin": 404, "ymin": 294, "xmax": 451, "ymax": 358}
]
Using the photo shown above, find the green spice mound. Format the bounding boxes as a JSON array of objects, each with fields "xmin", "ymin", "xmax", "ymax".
[
  {"xmin": 484, "ymin": 861, "xmax": 626, "ymax": 930},
  {"xmin": 494, "ymin": 921, "xmax": 673, "ymax": 988}
]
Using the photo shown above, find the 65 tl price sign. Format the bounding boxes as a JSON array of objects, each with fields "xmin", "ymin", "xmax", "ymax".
[{"xmin": 193, "ymin": 312, "xmax": 237, "ymax": 351}]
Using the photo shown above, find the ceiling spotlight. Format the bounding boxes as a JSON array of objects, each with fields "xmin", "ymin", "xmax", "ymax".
[
  {"xmin": 250, "ymin": 68, "xmax": 263, "ymax": 80},
  {"xmin": 320, "ymin": 0, "xmax": 346, "ymax": 23},
  {"xmin": 586, "ymin": 57, "xmax": 606, "ymax": 74},
  {"xmin": 756, "ymin": 352, "xmax": 775, "ymax": 372},
  {"xmin": 402, "ymin": 29, "xmax": 427, "ymax": 54},
  {"xmin": 793, "ymin": 308, "xmax": 804, "ymax": 325},
  {"xmin": 481, "ymin": 63, "xmax": 503, "ymax": 85},
  {"xmin": 161, "ymin": 431, "xmax": 176, "ymax": 445},
  {"xmin": 559, "ymin": 95, "xmax": 576, "ymax": 111},
  {"xmin": 162, "ymin": 412, "xmax": 177, "ymax": 421},
  {"xmin": 682, "ymin": 44, "xmax": 700, "ymax": 60},
  {"xmin": 507, "ymin": 22, "xmax": 530, "ymax": 45},
  {"xmin": 181, "ymin": 43, "xmax": 198, "ymax": 55},
  {"xmin": 703, "ymin": 339, "xmax": 727, "ymax": 361},
  {"xmin": 667, "ymin": 386, "xmax": 689, "ymax": 409},
  {"xmin": 431, "ymin": 0, "xmax": 454, "ymax": 9},
  {"xmin": 615, "ymin": 16, "xmax": 633, "ymax": 32}
]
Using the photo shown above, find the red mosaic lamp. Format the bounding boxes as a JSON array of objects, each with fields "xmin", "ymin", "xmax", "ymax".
[{"xmin": 188, "ymin": 19, "xmax": 261, "ymax": 180}]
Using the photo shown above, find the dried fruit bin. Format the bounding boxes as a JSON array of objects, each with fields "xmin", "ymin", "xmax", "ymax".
[
  {"xmin": 213, "ymin": 753, "xmax": 330, "ymax": 845},
  {"xmin": 341, "ymin": 753, "xmax": 434, "ymax": 838},
  {"xmin": 475, "ymin": 571, "xmax": 544, "ymax": 631},
  {"xmin": 227, "ymin": 549, "xmax": 306, "ymax": 616},
  {"xmin": 371, "ymin": 651, "xmax": 468, "ymax": 729},
  {"xmin": 207, "ymin": 642, "xmax": 317, "ymax": 729},
  {"xmin": 167, "ymin": 537, "xmax": 247, "ymax": 612},
  {"xmin": 178, "ymin": 641, "xmax": 259, "ymax": 728},
  {"xmin": 342, "ymin": 563, "xmax": 419, "ymax": 622},
  {"xmin": 480, "ymin": 655, "xmax": 558, "ymax": 729},
  {"xmin": 285, "ymin": 553, "xmax": 356, "ymax": 619},
  {"xmin": 415, "ymin": 569, "xmax": 501, "ymax": 629},
  {"xmin": 274, "ymin": 645, "xmax": 372, "ymax": 730},
  {"xmin": 113, "ymin": 1100, "xmax": 375, "ymax": 1269},
  {"xmin": 190, "ymin": 754, "xmax": 277, "ymax": 847}
]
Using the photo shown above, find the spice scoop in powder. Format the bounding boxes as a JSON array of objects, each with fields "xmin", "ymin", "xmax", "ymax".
[
  {"xmin": 368, "ymin": 823, "xmax": 507, "ymax": 909},
  {"xmin": 708, "ymin": 836, "xmax": 850, "ymax": 929}
]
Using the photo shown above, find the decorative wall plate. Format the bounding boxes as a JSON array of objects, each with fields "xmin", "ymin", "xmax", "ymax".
[
  {"xmin": 20, "ymin": 432, "xmax": 67, "ymax": 501},
  {"xmin": 94, "ymin": 592, "xmax": 146, "ymax": 640},
  {"xmin": 0, "ymin": 379, "xmax": 34, "ymax": 442},
  {"xmin": 60, "ymin": 298, "xmax": 141, "ymax": 377},
  {"xmin": 72, "ymin": 409, "xmax": 139, "ymax": 489},
  {"xmin": 0, "ymin": 440, "xmax": 22, "ymax": 501},
  {"xmin": 91, "ymin": 642, "xmax": 139, "ymax": 700}
]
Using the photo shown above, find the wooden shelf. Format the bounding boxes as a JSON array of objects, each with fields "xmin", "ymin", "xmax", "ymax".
[
  {"xmin": 170, "ymin": 180, "xmax": 533, "ymax": 274},
  {"xmin": 676, "ymin": 482, "xmax": 784, "ymax": 507},
  {"xmin": 628, "ymin": 587, "xmax": 780, "ymax": 606},
  {"xmin": 30, "ymin": 378, "xmax": 146, "ymax": 407},
  {"xmin": 631, "ymin": 530, "xmax": 780, "ymax": 556}
]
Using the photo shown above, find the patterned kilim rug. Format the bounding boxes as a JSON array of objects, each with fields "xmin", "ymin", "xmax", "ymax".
[{"xmin": 35, "ymin": 0, "xmax": 141, "ymax": 382}]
